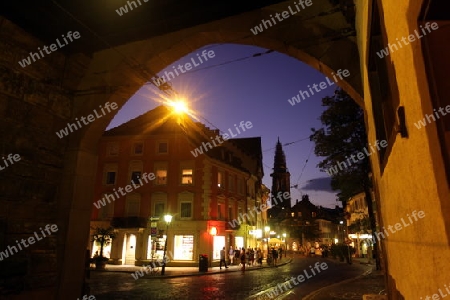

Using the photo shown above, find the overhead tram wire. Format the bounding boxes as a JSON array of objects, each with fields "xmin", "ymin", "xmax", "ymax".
[
  {"xmin": 144, "ymin": 49, "xmax": 275, "ymax": 85},
  {"xmin": 294, "ymin": 143, "xmax": 314, "ymax": 188},
  {"xmin": 262, "ymin": 136, "xmax": 310, "ymax": 153}
]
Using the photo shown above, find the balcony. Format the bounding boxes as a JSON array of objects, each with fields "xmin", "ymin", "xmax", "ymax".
[{"xmin": 111, "ymin": 217, "xmax": 148, "ymax": 228}]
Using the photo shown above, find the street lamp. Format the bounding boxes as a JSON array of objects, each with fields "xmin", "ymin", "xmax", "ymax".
[
  {"xmin": 264, "ymin": 226, "xmax": 270, "ymax": 257},
  {"xmin": 161, "ymin": 214, "xmax": 172, "ymax": 275}
]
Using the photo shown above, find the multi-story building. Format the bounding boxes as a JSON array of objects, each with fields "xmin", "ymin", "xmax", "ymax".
[
  {"xmin": 286, "ymin": 195, "xmax": 342, "ymax": 248},
  {"xmin": 89, "ymin": 105, "xmax": 263, "ymax": 266},
  {"xmin": 345, "ymin": 191, "xmax": 377, "ymax": 257}
]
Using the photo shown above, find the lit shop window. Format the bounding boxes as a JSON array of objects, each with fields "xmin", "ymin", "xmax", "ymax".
[
  {"xmin": 173, "ymin": 235, "xmax": 194, "ymax": 261},
  {"xmin": 213, "ymin": 236, "xmax": 225, "ymax": 260}
]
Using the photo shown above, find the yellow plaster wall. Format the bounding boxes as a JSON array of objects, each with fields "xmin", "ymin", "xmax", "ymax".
[{"xmin": 355, "ymin": 0, "xmax": 450, "ymax": 298}]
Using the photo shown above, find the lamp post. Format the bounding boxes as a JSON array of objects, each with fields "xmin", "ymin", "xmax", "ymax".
[
  {"xmin": 161, "ymin": 214, "xmax": 172, "ymax": 275},
  {"xmin": 264, "ymin": 226, "xmax": 270, "ymax": 257},
  {"xmin": 282, "ymin": 233, "xmax": 287, "ymax": 257}
]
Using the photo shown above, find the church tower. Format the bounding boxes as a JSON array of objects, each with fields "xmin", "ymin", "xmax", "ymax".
[{"xmin": 269, "ymin": 138, "xmax": 291, "ymax": 219}]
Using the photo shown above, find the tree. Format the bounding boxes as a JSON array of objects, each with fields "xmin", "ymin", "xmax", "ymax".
[
  {"xmin": 91, "ymin": 227, "xmax": 116, "ymax": 264},
  {"xmin": 310, "ymin": 88, "xmax": 381, "ymax": 270}
]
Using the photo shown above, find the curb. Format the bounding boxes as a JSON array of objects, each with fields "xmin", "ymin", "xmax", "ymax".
[
  {"xmin": 302, "ymin": 266, "xmax": 373, "ymax": 300},
  {"xmin": 92, "ymin": 258, "xmax": 293, "ymax": 279}
]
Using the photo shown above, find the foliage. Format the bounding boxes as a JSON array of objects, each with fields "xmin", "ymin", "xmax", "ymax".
[
  {"xmin": 310, "ymin": 88, "xmax": 370, "ymax": 202},
  {"xmin": 91, "ymin": 226, "xmax": 116, "ymax": 259},
  {"xmin": 311, "ymin": 88, "xmax": 381, "ymax": 270},
  {"xmin": 348, "ymin": 216, "xmax": 371, "ymax": 233}
]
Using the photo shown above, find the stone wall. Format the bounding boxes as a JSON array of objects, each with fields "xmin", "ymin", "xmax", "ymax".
[{"xmin": 0, "ymin": 17, "xmax": 89, "ymax": 298}]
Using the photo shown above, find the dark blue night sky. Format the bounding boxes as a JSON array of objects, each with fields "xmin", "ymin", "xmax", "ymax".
[{"xmin": 108, "ymin": 43, "xmax": 341, "ymax": 208}]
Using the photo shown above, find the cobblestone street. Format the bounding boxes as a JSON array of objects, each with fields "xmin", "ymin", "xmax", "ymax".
[{"xmin": 88, "ymin": 256, "xmax": 377, "ymax": 300}]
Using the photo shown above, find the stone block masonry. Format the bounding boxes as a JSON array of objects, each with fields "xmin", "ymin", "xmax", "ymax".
[
  {"xmin": 18, "ymin": 30, "xmax": 81, "ymax": 68},
  {"xmin": 0, "ymin": 224, "xmax": 58, "ymax": 261}
]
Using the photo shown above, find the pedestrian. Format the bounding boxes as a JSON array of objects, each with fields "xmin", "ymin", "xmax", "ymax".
[
  {"xmin": 220, "ymin": 247, "xmax": 228, "ymax": 269},
  {"xmin": 257, "ymin": 248, "xmax": 263, "ymax": 266},
  {"xmin": 310, "ymin": 246, "xmax": 315, "ymax": 257},
  {"xmin": 240, "ymin": 248, "xmax": 246, "ymax": 272},
  {"xmin": 272, "ymin": 247, "xmax": 278, "ymax": 266},
  {"xmin": 229, "ymin": 246, "xmax": 235, "ymax": 265},
  {"xmin": 249, "ymin": 248, "xmax": 255, "ymax": 266}
]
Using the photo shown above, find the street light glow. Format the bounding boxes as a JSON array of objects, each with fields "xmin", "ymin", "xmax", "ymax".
[
  {"xmin": 169, "ymin": 100, "xmax": 188, "ymax": 114},
  {"xmin": 164, "ymin": 214, "xmax": 173, "ymax": 223}
]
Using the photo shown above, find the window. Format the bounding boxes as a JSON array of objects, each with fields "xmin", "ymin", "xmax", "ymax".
[
  {"xmin": 178, "ymin": 192, "xmax": 193, "ymax": 219},
  {"xmin": 228, "ymin": 206, "xmax": 233, "ymax": 220},
  {"xmin": 180, "ymin": 202, "xmax": 192, "ymax": 218},
  {"xmin": 152, "ymin": 192, "xmax": 167, "ymax": 218},
  {"xmin": 181, "ymin": 168, "xmax": 193, "ymax": 185},
  {"xmin": 131, "ymin": 171, "xmax": 141, "ymax": 184},
  {"xmin": 420, "ymin": 4, "xmax": 450, "ymax": 183},
  {"xmin": 228, "ymin": 175, "xmax": 235, "ymax": 192},
  {"xmin": 129, "ymin": 161, "xmax": 143, "ymax": 185},
  {"xmin": 217, "ymin": 171, "xmax": 224, "ymax": 188},
  {"xmin": 99, "ymin": 195, "xmax": 114, "ymax": 220},
  {"xmin": 238, "ymin": 207, "xmax": 243, "ymax": 218},
  {"xmin": 156, "ymin": 169, "xmax": 167, "ymax": 185},
  {"xmin": 154, "ymin": 162, "xmax": 168, "ymax": 185},
  {"xmin": 312, "ymin": 212, "xmax": 316, "ymax": 218},
  {"xmin": 154, "ymin": 203, "xmax": 165, "ymax": 217},
  {"xmin": 133, "ymin": 142, "xmax": 143, "ymax": 155},
  {"xmin": 104, "ymin": 163, "xmax": 118, "ymax": 185},
  {"xmin": 368, "ymin": 0, "xmax": 400, "ymax": 167},
  {"xmin": 298, "ymin": 212, "xmax": 302, "ymax": 217},
  {"xmin": 237, "ymin": 178, "xmax": 244, "ymax": 195},
  {"xmin": 173, "ymin": 235, "xmax": 194, "ymax": 261},
  {"xmin": 106, "ymin": 171, "xmax": 116, "ymax": 185},
  {"xmin": 158, "ymin": 142, "xmax": 168, "ymax": 154},
  {"xmin": 291, "ymin": 212, "xmax": 295, "ymax": 217},
  {"xmin": 126, "ymin": 194, "xmax": 141, "ymax": 217},
  {"xmin": 107, "ymin": 143, "xmax": 119, "ymax": 156},
  {"xmin": 218, "ymin": 204, "xmax": 223, "ymax": 219}
]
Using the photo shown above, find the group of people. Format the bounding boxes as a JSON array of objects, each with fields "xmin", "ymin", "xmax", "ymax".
[{"xmin": 219, "ymin": 246, "xmax": 284, "ymax": 272}]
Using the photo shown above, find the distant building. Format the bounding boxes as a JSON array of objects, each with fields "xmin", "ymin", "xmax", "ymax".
[
  {"xmin": 286, "ymin": 195, "xmax": 343, "ymax": 247},
  {"xmin": 345, "ymin": 191, "xmax": 377, "ymax": 257},
  {"xmin": 268, "ymin": 138, "xmax": 291, "ymax": 220},
  {"xmin": 89, "ymin": 105, "xmax": 263, "ymax": 266}
]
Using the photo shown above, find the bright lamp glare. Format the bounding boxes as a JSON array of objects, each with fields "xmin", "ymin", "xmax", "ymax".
[
  {"xmin": 170, "ymin": 100, "xmax": 188, "ymax": 114},
  {"xmin": 164, "ymin": 214, "xmax": 173, "ymax": 223}
]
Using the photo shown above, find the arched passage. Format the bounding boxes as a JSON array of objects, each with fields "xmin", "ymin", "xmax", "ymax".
[{"xmin": 59, "ymin": 16, "xmax": 363, "ymax": 296}]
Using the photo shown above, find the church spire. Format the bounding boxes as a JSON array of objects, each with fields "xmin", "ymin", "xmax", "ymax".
[{"xmin": 269, "ymin": 138, "xmax": 291, "ymax": 219}]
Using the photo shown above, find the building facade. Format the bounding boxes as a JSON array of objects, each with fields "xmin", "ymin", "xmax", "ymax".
[
  {"xmin": 287, "ymin": 195, "xmax": 342, "ymax": 248},
  {"xmin": 89, "ymin": 106, "xmax": 263, "ymax": 266}
]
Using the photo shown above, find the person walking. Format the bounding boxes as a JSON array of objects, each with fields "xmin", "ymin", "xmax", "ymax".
[
  {"xmin": 240, "ymin": 247, "xmax": 246, "ymax": 272},
  {"xmin": 229, "ymin": 246, "xmax": 235, "ymax": 265},
  {"xmin": 272, "ymin": 247, "xmax": 278, "ymax": 266},
  {"xmin": 220, "ymin": 247, "xmax": 228, "ymax": 269}
]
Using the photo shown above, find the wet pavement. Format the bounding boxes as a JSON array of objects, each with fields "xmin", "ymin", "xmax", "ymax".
[{"xmin": 87, "ymin": 254, "xmax": 385, "ymax": 299}]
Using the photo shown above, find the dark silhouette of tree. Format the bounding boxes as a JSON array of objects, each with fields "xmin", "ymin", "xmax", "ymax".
[{"xmin": 310, "ymin": 88, "xmax": 381, "ymax": 270}]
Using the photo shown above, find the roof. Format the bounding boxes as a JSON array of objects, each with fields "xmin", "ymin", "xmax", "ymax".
[{"xmin": 103, "ymin": 105, "xmax": 263, "ymax": 176}]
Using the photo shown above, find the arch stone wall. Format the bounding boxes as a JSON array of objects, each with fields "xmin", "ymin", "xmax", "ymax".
[{"xmin": 4, "ymin": 0, "xmax": 429, "ymax": 298}]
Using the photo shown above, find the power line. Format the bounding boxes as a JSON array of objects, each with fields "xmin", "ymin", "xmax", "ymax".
[
  {"xmin": 263, "ymin": 136, "xmax": 310, "ymax": 153},
  {"xmin": 144, "ymin": 49, "xmax": 275, "ymax": 85}
]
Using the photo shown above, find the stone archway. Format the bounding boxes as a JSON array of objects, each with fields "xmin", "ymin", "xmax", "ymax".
[
  {"xmin": 60, "ymin": 36, "xmax": 361, "ymax": 300},
  {"xmin": 0, "ymin": 1, "xmax": 365, "ymax": 298}
]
